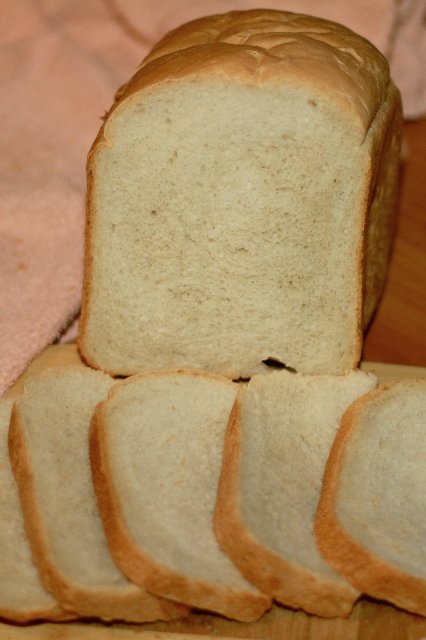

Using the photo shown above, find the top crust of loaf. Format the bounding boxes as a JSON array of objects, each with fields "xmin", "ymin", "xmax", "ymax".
[
  {"xmin": 85, "ymin": 10, "xmax": 395, "ymax": 169},
  {"xmin": 114, "ymin": 10, "xmax": 391, "ymax": 135},
  {"xmin": 315, "ymin": 379, "xmax": 426, "ymax": 616}
]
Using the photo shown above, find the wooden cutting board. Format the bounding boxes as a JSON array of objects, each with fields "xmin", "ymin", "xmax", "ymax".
[{"xmin": 3, "ymin": 345, "xmax": 426, "ymax": 640}]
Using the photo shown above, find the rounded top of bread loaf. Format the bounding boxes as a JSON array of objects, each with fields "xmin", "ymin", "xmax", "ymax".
[{"xmin": 110, "ymin": 9, "xmax": 391, "ymax": 134}]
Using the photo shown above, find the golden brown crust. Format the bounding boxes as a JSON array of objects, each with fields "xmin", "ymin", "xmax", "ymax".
[
  {"xmin": 87, "ymin": 9, "xmax": 393, "ymax": 152},
  {"xmin": 214, "ymin": 392, "xmax": 359, "ymax": 618},
  {"xmin": 90, "ymin": 387, "xmax": 270, "ymax": 622},
  {"xmin": 361, "ymin": 86, "xmax": 403, "ymax": 329},
  {"xmin": 315, "ymin": 381, "xmax": 426, "ymax": 616},
  {"xmin": 135, "ymin": 9, "xmax": 390, "ymax": 132},
  {"xmin": 9, "ymin": 405, "xmax": 187, "ymax": 623},
  {"xmin": 77, "ymin": 159, "xmax": 96, "ymax": 371}
]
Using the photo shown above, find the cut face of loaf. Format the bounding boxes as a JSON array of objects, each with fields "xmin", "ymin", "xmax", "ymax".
[
  {"xmin": 315, "ymin": 379, "xmax": 426, "ymax": 616},
  {"xmin": 90, "ymin": 370, "xmax": 271, "ymax": 621},
  {"xmin": 79, "ymin": 9, "xmax": 402, "ymax": 378},
  {"xmin": 214, "ymin": 369, "xmax": 377, "ymax": 617},
  {"xmin": 0, "ymin": 400, "xmax": 68, "ymax": 623},
  {"xmin": 9, "ymin": 366, "xmax": 188, "ymax": 622}
]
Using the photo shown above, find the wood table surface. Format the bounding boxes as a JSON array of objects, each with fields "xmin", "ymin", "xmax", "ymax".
[{"xmin": 363, "ymin": 117, "xmax": 426, "ymax": 367}]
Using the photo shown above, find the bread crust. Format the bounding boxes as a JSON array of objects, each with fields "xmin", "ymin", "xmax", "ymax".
[
  {"xmin": 214, "ymin": 391, "xmax": 359, "ymax": 618},
  {"xmin": 118, "ymin": 9, "xmax": 391, "ymax": 131},
  {"xmin": 9, "ymin": 398, "xmax": 188, "ymax": 623},
  {"xmin": 0, "ymin": 605, "xmax": 72, "ymax": 625},
  {"xmin": 78, "ymin": 9, "xmax": 402, "ymax": 378},
  {"xmin": 315, "ymin": 380, "xmax": 426, "ymax": 616},
  {"xmin": 361, "ymin": 85, "xmax": 403, "ymax": 329},
  {"xmin": 89, "ymin": 370, "xmax": 271, "ymax": 621}
]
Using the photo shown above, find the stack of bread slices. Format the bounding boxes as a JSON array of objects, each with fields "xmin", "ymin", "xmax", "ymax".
[{"xmin": 4, "ymin": 7, "xmax": 426, "ymax": 628}]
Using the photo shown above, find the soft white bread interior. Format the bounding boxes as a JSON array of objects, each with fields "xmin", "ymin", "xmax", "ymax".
[
  {"xmin": 315, "ymin": 379, "xmax": 426, "ymax": 616},
  {"xmin": 215, "ymin": 369, "xmax": 377, "ymax": 617},
  {"xmin": 79, "ymin": 9, "xmax": 402, "ymax": 379},
  {"xmin": 9, "ymin": 367, "xmax": 188, "ymax": 622},
  {"xmin": 90, "ymin": 370, "xmax": 271, "ymax": 621},
  {"xmin": 0, "ymin": 399, "xmax": 68, "ymax": 623}
]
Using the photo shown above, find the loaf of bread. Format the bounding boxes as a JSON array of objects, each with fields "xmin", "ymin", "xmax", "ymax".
[
  {"xmin": 9, "ymin": 367, "xmax": 189, "ymax": 622},
  {"xmin": 0, "ymin": 399, "xmax": 70, "ymax": 623},
  {"xmin": 90, "ymin": 370, "xmax": 271, "ymax": 621},
  {"xmin": 214, "ymin": 369, "xmax": 377, "ymax": 617},
  {"xmin": 315, "ymin": 379, "xmax": 426, "ymax": 616},
  {"xmin": 79, "ymin": 9, "xmax": 402, "ymax": 379}
]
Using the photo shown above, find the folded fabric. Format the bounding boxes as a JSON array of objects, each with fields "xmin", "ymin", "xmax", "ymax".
[{"xmin": 0, "ymin": 0, "xmax": 425, "ymax": 396}]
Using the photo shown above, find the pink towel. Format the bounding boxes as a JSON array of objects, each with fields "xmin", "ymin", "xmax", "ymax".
[{"xmin": 1, "ymin": 0, "xmax": 425, "ymax": 396}]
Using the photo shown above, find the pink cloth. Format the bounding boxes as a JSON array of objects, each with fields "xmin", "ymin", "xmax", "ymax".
[{"xmin": 1, "ymin": 0, "xmax": 425, "ymax": 396}]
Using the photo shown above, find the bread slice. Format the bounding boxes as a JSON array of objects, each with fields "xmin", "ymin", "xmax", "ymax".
[
  {"xmin": 315, "ymin": 379, "xmax": 426, "ymax": 616},
  {"xmin": 79, "ymin": 9, "xmax": 402, "ymax": 379},
  {"xmin": 0, "ymin": 399, "xmax": 70, "ymax": 622},
  {"xmin": 90, "ymin": 369, "xmax": 271, "ymax": 621},
  {"xmin": 214, "ymin": 369, "xmax": 377, "ymax": 617},
  {"xmin": 9, "ymin": 366, "xmax": 188, "ymax": 622}
]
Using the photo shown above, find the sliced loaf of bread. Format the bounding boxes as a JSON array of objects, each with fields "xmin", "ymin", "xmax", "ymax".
[
  {"xmin": 9, "ymin": 367, "xmax": 188, "ymax": 622},
  {"xmin": 214, "ymin": 369, "xmax": 377, "ymax": 617},
  {"xmin": 315, "ymin": 379, "xmax": 426, "ymax": 616},
  {"xmin": 90, "ymin": 370, "xmax": 271, "ymax": 621},
  {"xmin": 0, "ymin": 399, "xmax": 69, "ymax": 622},
  {"xmin": 79, "ymin": 9, "xmax": 402, "ymax": 379}
]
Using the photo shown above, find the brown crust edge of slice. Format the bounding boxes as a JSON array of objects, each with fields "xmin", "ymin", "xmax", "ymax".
[
  {"xmin": 314, "ymin": 380, "xmax": 426, "ymax": 617},
  {"xmin": 0, "ymin": 602, "xmax": 74, "ymax": 625},
  {"xmin": 90, "ymin": 386, "xmax": 270, "ymax": 622},
  {"xmin": 214, "ymin": 391, "xmax": 359, "ymax": 619}
]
